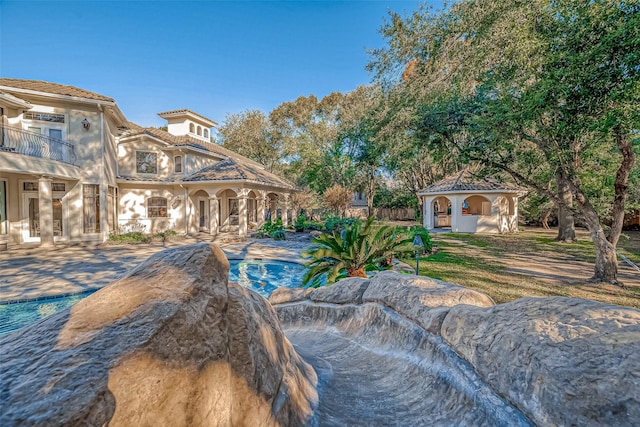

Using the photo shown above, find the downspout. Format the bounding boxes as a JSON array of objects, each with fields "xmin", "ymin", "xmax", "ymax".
[
  {"xmin": 98, "ymin": 104, "xmax": 107, "ymax": 240},
  {"xmin": 180, "ymin": 184, "xmax": 189, "ymax": 235}
]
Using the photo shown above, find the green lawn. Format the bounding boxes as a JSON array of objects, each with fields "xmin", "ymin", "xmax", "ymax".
[{"xmin": 401, "ymin": 228, "xmax": 640, "ymax": 308}]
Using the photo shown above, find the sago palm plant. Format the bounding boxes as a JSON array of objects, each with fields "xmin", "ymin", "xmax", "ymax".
[{"xmin": 302, "ymin": 217, "xmax": 414, "ymax": 288}]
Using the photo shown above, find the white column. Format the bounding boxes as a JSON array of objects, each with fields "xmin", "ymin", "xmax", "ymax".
[
  {"xmin": 38, "ymin": 177, "xmax": 54, "ymax": 247},
  {"xmin": 257, "ymin": 196, "xmax": 266, "ymax": 228},
  {"xmin": 423, "ymin": 196, "xmax": 433, "ymax": 230},
  {"xmin": 238, "ymin": 194, "xmax": 248, "ymax": 237},
  {"xmin": 209, "ymin": 196, "xmax": 218, "ymax": 236},
  {"xmin": 282, "ymin": 194, "xmax": 290, "ymax": 227},
  {"xmin": 450, "ymin": 195, "xmax": 460, "ymax": 233}
]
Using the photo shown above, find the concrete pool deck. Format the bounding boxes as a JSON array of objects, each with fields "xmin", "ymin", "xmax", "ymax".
[{"xmin": 0, "ymin": 234, "xmax": 312, "ymax": 303}]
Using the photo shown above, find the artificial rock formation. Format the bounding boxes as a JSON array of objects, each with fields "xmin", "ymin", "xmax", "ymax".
[
  {"xmin": 441, "ymin": 297, "xmax": 640, "ymax": 427},
  {"xmin": 2, "ymin": 244, "xmax": 639, "ymax": 427},
  {"xmin": 0, "ymin": 243, "xmax": 317, "ymax": 427},
  {"xmin": 270, "ymin": 272, "xmax": 640, "ymax": 427}
]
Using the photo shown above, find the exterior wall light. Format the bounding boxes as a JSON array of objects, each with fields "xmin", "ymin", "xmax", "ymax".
[{"xmin": 81, "ymin": 118, "xmax": 90, "ymax": 130}]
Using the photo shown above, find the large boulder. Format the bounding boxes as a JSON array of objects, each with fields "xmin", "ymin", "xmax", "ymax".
[
  {"xmin": 0, "ymin": 243, "xmax": 318, "ymax": 427},
  {"xmin": 441, "ymin": 297, "xmax": 640, "ymax": 427}
]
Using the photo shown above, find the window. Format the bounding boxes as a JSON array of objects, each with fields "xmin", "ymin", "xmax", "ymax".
[
  {"xmin": 24, "ymin": 112, "xmax": 65, "ymax": 123},
  {"xmin": 23, "ymin": 182, "xmax": 38, "ymax": 191},
  {"xmin": 174, "ymin": 155, "xmax": 182, "ymax": 173},
  {"xmin": 136, "ymin": 151, "xmax": 157, "ymax": 174},
  {"xmin": 197, "ymin": 126, "xmax": 202, "ymax": 136},
  {"xmin": 53, "ymin": 199, "xmax": 63, "ymax": 236},
  {"xmin": 108, "ymin": 186, "xmax": 116, "ymax": 231},
  {"xmin": 49, "ymin": 129, "xmax": 62, "ymax": 140},
  {"xmin": 83, "ymin": 184, "xmax": 100, "ymax": 233},
  {"xmin": 0, "ymin": 181, "xmax": 6, "ymax": 235},
  {"xmin": 148, "ymin": 197, "xmax": 168, "ymax": 218},
  {"xmin": 203, "ymin": 129, "xmax": 208, "ymax": 138},
  {"xmin": 189, "ymin": 123, "xmax": 195, "ymax": 133},
  {"xmin": 52, "ymin": 183, "xmax": 65, "ymax": 192}
]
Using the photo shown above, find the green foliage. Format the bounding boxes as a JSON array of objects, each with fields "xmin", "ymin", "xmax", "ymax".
[
  {"xmin": 374, "ymin": 186, "xmax": 419, "ymax": 209},
  {"xmin": 271, "ymin": 230, "xmax": 287, "ymax": 241},
  {"xmin": 259, "ymin": 218, "xmax": 284, "ymax": 235},
  {"xmin": 108, "ymin": 232, "xmax": 151, "ymax": 244},
  {"xmin": 323, "ymin": 216, "xmax": 358, "ymax": 232},
  {"xmin": 156, "ymin": 229, "xmax": 177, "ymax": 243},
  {"xmin": 368, "ymin": 0, "xmax": 640, "ymax": 281},
  {"xmin": 295, "ymin": 213, "xmax": 306, "ymax": 232},
  {"xmin": 302, "ymin": 217, "xmax": 414, "ymax": 288},
  {"xmin": 304, "ymin": 220, "xmax": 324, "ymax": 231},
  {"xmin": 409, "ymin": 225, "xmax": 433, "ymax": 253}
]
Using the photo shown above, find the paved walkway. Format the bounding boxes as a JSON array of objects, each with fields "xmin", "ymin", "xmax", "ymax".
[{"xmin": 0, "ymin": 234, "xmax": 312, "ymax": 303}]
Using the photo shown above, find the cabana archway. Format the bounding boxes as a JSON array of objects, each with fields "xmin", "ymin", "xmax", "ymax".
[
  {"xmin": 462, "ymin": 195, "xmax": 491, "ymax": 216},
  {"xmin": 431, "ymin": 196, "xmax": 452, "ymax": 229}
]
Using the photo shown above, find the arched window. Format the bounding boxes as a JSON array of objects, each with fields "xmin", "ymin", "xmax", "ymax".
[
  {"xmin": 148, "ymin": 197, "xmax": 168, "ymax": 218},
  {"xmin": 174, "ymin": 155, "xmax": 182, "ymax": 173},
  {"xmin": 197, "ymin": 126, "xmax": 202, "ymax": 136},
  {"xmin": 203, "ymin": 129, "xmax": 209, "ymax": 138},
  {"xmin": 189, "ymin": 123, "xmax": 195, "ymax": 133}
]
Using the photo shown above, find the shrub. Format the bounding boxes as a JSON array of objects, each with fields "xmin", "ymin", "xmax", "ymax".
[
  {"xmin": 323, "ymin": 185, "xmax": 352, "ymax": 217},
  {"xmin": 409, "ymin": 225, "xmax": 433, "ymax": 253},
  {"xmin": 324, "ymin": 216, "xmax": 358, "ymax": 232},
  {"xmin": 304, "ymin": 220, "xmax": 323, "ymax": 231},
  {"xmin": 271, "ymin": 230, "xmax": 287, "ymax": 241},
  {"xmin": 302, "ymin": 217, "xmax": 414, "ymax": 287},
  {"xmin": 108, "ymin": 231, "xmax": 151, "ymax": 244},
  {"xmin": 259, "ymin": 218, "xmax": 284, "ymax": 235},
  {"xmin": 156, "ymin": 228, "xmax": 177, "ymax": 244},
  {"xmin": 295, "ymin": 213, "xmax": 306, "ymax": 232}
]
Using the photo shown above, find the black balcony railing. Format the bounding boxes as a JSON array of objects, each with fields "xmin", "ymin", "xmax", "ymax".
[{"xmin": 0, "ymin": 124, "xmax": 76, "ymax": 164}]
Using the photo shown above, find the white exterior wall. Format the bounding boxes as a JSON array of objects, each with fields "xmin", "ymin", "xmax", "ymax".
[
  {"xmin": 421, "ymin": 192, "xmax": 519, "ymax": 234},
  {"xmin": 117, "ymin": 185, "xmax": 185, "ymax": 234},
  {"xmin": 117, "ymin": 140, "xmax": 173, "ymax": 179},
  {"xmin": 0, "ymin": 98, "xmax": 122, "ymax": 245}
]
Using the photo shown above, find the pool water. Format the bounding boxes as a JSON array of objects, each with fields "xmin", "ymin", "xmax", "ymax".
[{"xmin": 0, "ymin": 259, "xmax": 305, "ymax": 336}]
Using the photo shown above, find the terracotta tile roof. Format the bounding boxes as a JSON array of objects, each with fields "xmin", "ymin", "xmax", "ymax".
[
  {"xmin": 0, "ymin": 78, "xmax": 114, "ymax": 102},
  {"xmin": 184, "ymin": 159, "xmax": 295, "ymax": 189},
  {"xmin": 117, "ymin": 175, "xmax": 177, "ymax": 183},
  {"xmin": 419, "ymin": 170, "xmax": 524, "ymax": 194},
  {"xmin": 119, "ymin": 123, "xmax": 265, "ymax": 167},
  {"xmin": 157, "ymin": 109, "xmax": 217, "ymax": 126}
]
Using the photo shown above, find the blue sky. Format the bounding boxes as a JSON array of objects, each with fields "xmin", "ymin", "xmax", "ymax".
[{"xmin": 1, "ymin": 1, "xmax": 437, "ymax": 129}]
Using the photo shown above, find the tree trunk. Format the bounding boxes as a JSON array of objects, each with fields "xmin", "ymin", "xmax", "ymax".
[
  {"xmin": 555, "ymin": 171, "xmax": 576, "ymax": 242},
  {"xmin": 608, "ymin": 127, "xmax": 635, "ymax": 247},
  {"xmin": 347, "ymin": 267, "xmax": 368, "ymax": 278},
  {"xmin": 366, "ymin": 167, "xmax": 376, "ymax": 218},
  {"xmin": 573, "ymin": 188, "xmax": 619, "ymax": 283},
  {"xmin": 541, "ymin": 209, "xmax": 551, "ymax": 229}
]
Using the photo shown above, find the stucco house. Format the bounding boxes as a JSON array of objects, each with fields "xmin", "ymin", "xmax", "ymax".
[
  {"xmin": 419, "ymin": 170, "xmax": 525, "ymax": 234},
  {"xmin": 0, "ymin": 79, "xmax": 294, "ymax": 248}
]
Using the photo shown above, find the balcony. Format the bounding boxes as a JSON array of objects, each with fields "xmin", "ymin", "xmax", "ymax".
[{"xmin": 0, "ymin": 124, "xmax": 76, "ymax": 165}]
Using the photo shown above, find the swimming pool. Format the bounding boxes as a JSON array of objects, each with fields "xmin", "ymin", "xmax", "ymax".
[{"xmin": 0, "ymin": 259, "xmax": 305, "ymax": 336}]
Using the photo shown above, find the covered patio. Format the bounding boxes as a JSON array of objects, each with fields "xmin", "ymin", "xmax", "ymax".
[{"xmin": 419, "ymin": 171, "xmax": 525, "ymax": 234}]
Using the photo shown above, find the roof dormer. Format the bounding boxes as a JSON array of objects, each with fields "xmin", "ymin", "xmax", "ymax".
[{"xmin": 157, "ymin": 109, "xmax": 217, "ymax": 143}]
